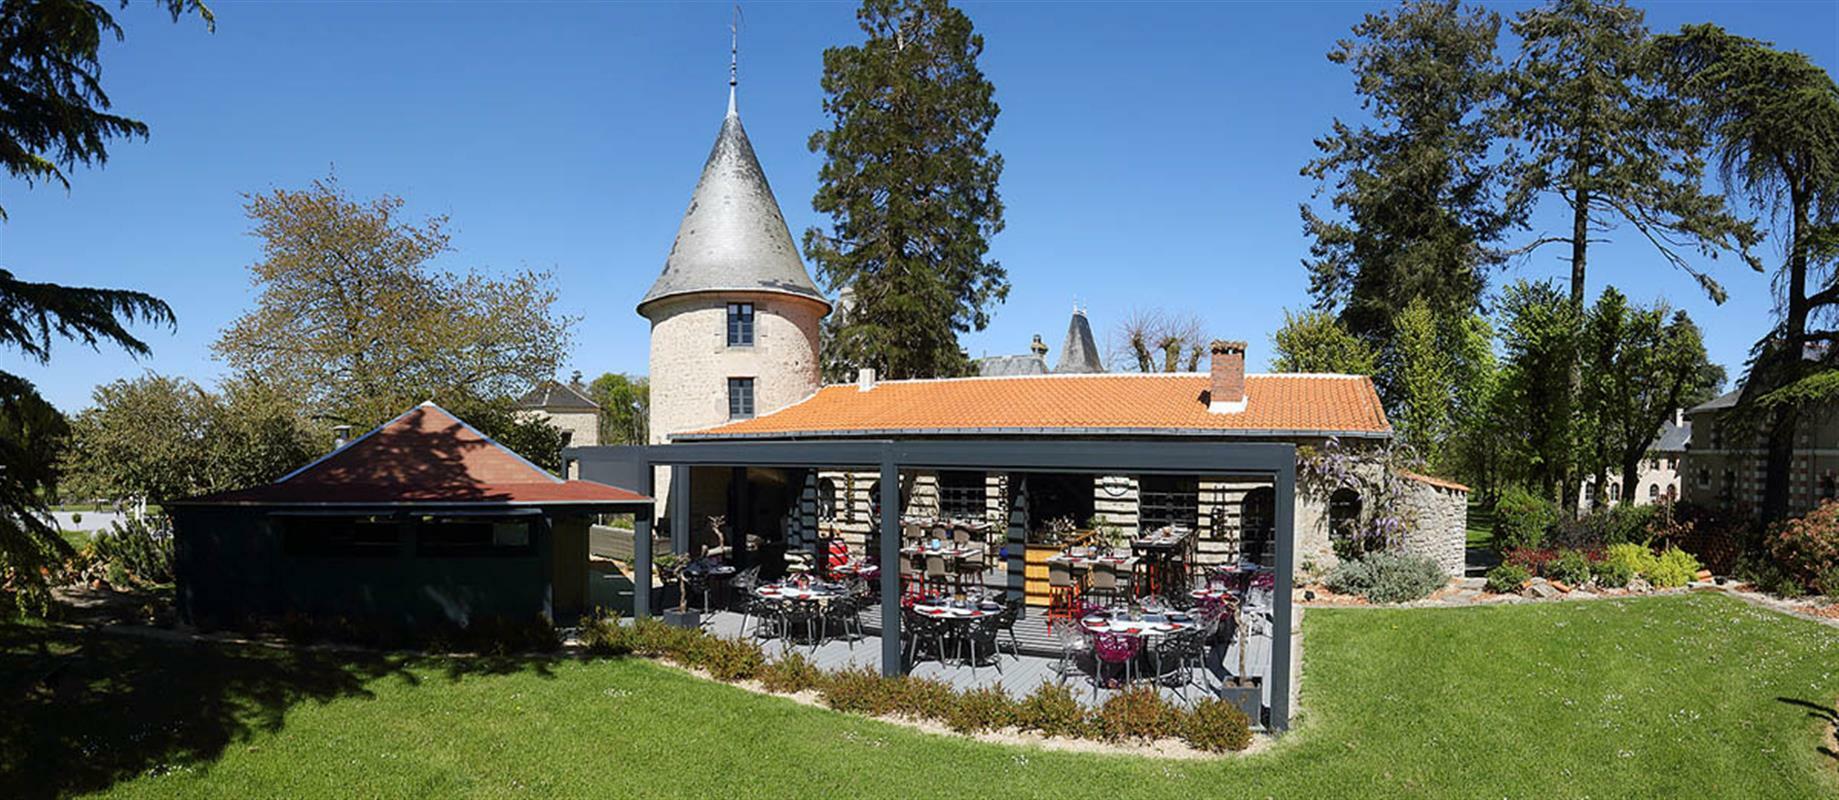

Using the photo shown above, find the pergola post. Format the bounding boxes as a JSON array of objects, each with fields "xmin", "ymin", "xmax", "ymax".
[
  {"xmin": 633, "ymin": 511, "xmax": 653, "ymax": 619},
  {"xmin": 1269, "ymin": 458, "xmax": 1297, "ymax": 732},
  {"xmin": 878, "ymin": 456, "xmax": 902, "ymax": 676}
]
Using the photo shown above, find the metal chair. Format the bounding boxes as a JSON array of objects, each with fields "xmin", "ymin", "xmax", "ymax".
[
  {"xmin": 953, "ymin": 546, "xmax": 986, "ymax": 591},
  {"xmin": 1151, "ymin": 628, "xmax": 1208, "ymax": 701},
  {"xmin": 1050, "ymin": 619, "xmax": 1090, "ymax": 685},
  {"xmin": 818, "ymin": 592, "xmax": 863, "ymax": 649},
  {"xmin": 994, "ymin": 594, "xmax": 1024, "ymax": 660},
  {"xmin": 958, "ymin": 615, "xmax": 1004, "ymax": 675},
  {"xmin": 1090, "ymin": 631, "xmax": 1142, "ymax": 702},
  {"xmin": 903, "ymin": 609, "xmax": 953, "ymax": 667},
  {"xmin": 1047, "ymin": 559, "xmax": 1079, "ymax": 622}
]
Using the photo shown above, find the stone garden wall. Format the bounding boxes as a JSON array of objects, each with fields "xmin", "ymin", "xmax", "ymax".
[{"xmin": 1398, "ymin": 475, "xmax": 1469, "ymax": 577}]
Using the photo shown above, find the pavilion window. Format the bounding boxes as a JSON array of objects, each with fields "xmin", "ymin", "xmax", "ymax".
[
  {"xmin": 281, "ymin": 516, "xmax": 400, "ymax": 557},
  {"xmin": 728, "ymin": 377, "xmax": 755, "ymax": 419},
  {"xmin": 1027, "ymin": 473, "xmax": 1095, "ymax": 534},
  {"xmin": 1139, "ymin": 475, "xmax": 1199, "ymax": 532},
  {"xmin": 726, "ymin": 302, "xmax": 754, "ymax": 346},
  {"xmin": 817, "ymin": 477, "xmax": 839, "ymax": 520},
  {"xmin": 936, "ymin": 471, "xmax": 986, "ymax": 520},
  {"xmin": 416, "ymin": 517, "xmax": 534, "ymax": 557}
]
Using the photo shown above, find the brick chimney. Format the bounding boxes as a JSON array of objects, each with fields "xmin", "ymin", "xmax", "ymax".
[{"xmin": 1208, "ymin": 340, "xmax": 1247, "ymax": 414}]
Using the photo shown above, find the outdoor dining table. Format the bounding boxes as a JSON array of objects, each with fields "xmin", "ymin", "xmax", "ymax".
[
  {"xmin": 911, "ymin": 599, "xmax": 1000, "ymax": 620},
  {"xmin": 1079, "ymin": 610, "xmax": 1197, "ymax": 638},
  {"xmin": 755, "ymin": 583, "xmax": 843, "ymax": 603}
]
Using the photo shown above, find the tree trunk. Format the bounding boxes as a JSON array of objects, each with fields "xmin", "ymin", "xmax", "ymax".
[
  {"xmin": 1763, "ymin": 187, "xmax": 1811, "ymax": 523},
  {"xmin": 1562, "ymin": 186, "xmax": 1591, "ymax": 519}
]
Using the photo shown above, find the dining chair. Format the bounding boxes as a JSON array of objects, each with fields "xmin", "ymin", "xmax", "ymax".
[
  {"xmin": 1088, "ymin": 560, "xmax": 1123, "ymax": 606},
  {"xmin": 925, "ymin": 553, "xmax": 950, "ymax": 591},
  {"xmin": 1090, "ymin": 631, "xmax": 1142, "ymax": 703},
  {"xmin": 1047, "ymin": 559, "xmax": 1079, "ymax": 622},
  {"xmin": 958, "ymin": 615, "xmax": 1003, "ymax": 676},
  {"xmin": 1050, "ymin": 619, "xmax": 1090, "ymax": 685}
]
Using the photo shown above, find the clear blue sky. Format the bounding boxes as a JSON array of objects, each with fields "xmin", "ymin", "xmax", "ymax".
[{"xmin": 5, "ymin": 1, "xmax": 1835, "ymax": 413}]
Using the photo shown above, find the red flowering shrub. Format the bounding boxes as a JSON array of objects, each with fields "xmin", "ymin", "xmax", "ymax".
[
  {"xmin": 1505, "ymin": 547, "xmax": 1559, "ymax": 576},
  {"xmin": 1767, "ymin": 501, "xmax": 1839, "ymax": 590}
]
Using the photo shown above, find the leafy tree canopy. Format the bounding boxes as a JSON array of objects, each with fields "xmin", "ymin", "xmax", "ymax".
[
  {"xmin": 1270, "ymin": 309, "xmax": 1379, "ymax": 376},
  {"xmin": 212, "ymin": 176, "xmax": 578, "ymax": 429},
  {"xmin": 587, "ymin": 372, "xmax": 649, "ymax": 446}
]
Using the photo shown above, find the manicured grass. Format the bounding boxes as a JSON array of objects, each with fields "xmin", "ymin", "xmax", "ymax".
[
  {"xmin": 6, "ymin": 593, "xmax": 1838, "ymax": 798},
  {"xmin": 1465, "ymin": 501, "xmax": 1495, "ymax": 550}
]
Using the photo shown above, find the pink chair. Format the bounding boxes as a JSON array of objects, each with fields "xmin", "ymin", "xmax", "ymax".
[{"xmin": 1090, "ymin": 631, "xmax": 1142, "ymax": 701}]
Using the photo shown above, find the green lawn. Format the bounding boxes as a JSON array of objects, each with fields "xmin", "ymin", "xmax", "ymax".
[{"xmin": 6, "ymin": 593, "xmax": 1837, "ymax": 798}]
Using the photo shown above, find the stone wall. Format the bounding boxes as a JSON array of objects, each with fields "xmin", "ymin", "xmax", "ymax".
[
  {"xmin": 1398, "ymin": 476, "xmax": 1469, "ymax": 577},
  {"xmin": 643, "ymin": 291, "xmax": 826, "ymax": 515}
]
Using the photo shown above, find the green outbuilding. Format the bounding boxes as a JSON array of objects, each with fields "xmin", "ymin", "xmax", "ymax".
[{"xmin": 170, "ymin": 402, "xmax": 651, "ymax": 627}]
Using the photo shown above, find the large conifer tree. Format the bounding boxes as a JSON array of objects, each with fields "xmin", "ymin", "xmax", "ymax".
[{"xmin": 804, "ymin": 0, "xmax": 1007, "ymax": 380}]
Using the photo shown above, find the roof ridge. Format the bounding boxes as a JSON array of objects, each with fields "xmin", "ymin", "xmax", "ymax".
[{"xmin": 821, "ymin": 371, "xmax": 1369, "ymax": 388}]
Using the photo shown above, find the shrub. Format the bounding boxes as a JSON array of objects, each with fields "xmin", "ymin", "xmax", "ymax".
[
  {"xmin": 1734, "ymin": 552, "xmax": 1803, "ymax": 597},
  {"xmin": 1016, "ymin": 682, "xmax": 1087, "ymax": 738},
  {"xmin": 1547, "ymin": 549, "xmax": 1591, "ymax": 586},
  {"xmin": 1602, "ymin": 543, "xmax": 1656, "ymax": 579},
  {"xmin": 580, "ymin": 610, "xmax": 632, "ymax": 656},
  {"xmin": 1485, "ymin": 563, "xmax": 1530, "ymax": 594},
  {"xmin": 1504, "ymin": 547, "xmax": 1558, "ymax": 577},
  {"xmin": 1093, "ymin": 686, "xmax": 1184, "ymax": 743},
  {"xmin": 89, "ymin": 516, "xmax": 175, "ymax": 586},
  {"xmin": 1184, "ymin": 698, "xmax": 1254, "ymax": 753},
  {"xmin": 944, "ymin": 686, "xmax": 1016, "ymax": 734},
  {"xmin": 460, "ymin": 614, "xmax": 561, "ymax": 655},
  {"xmin": 697, "ymin": 636, "xmax": 765, "ymax": 682},
  {"xmin": 885, "ymin": 676, "xmax": 956, "ymax": 720},
  {"xmin": 1767, "ymin": 501, "xmax": 1839, "ymax": 592},
  {"xmin": 759, "ymin": 651, "xmax": 823, "ymax": 694},
  {"xmin": 818, "ymin": 665, "xmax": 896, "ymax": 715},
  {"xmin": 628, "ymin": 617, "xmax": 697, "ymax": 660},
  {"xmin": 1645, "ymin": 546, "xmax": 1701, "ymax": 589},
  {"xmin": 1816, "ymin": 566, "xmax": 1839, "ymax": 598},
  {"xmin": 1494, "ymin": 487, "xmax": 1555, "ymax": 551},
  {"xmin": 1590, "ymin": 559, "xmax": 1634, "ymax": 588},
  {"xmin": 1323, "ymin": 550, "xmax": 1445, "ymax": 603}
]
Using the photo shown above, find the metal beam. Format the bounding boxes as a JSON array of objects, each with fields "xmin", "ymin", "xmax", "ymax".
[
  {"xmin": 1268, "ymin": 456, "xmax": 1297, "ymax": 732},
  {"xmin": 877, "ymin": 458, "xmax": 902, "ymax": 676}
]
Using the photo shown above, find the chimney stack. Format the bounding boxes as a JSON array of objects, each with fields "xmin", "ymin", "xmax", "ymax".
[
  {"xmin": 332, "ymin": 424, "xmax": 354, "ymax": 450},
  {"xmin": 1208, "ymin": 340, "xmax": 1247, "ymax": 414},
  {"xmin": 858, "ymin": 367, "xmax": 877, "ymax": 392},
  {"xmin": 1674, "ymin": 407, "xmax": 1684, "ymax": 427}
]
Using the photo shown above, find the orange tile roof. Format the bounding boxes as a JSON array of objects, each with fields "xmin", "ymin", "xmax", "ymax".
[
  {"xmin": 683, "ymin": 373, "xmax": 1391, "ymax": 439},
  {"xmin": 1398, "ymin": 470, "xmax": 1471, "ymax": 493}
]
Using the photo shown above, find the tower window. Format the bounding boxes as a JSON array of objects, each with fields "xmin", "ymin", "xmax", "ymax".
[
  {"xmin": 727, "ymin": 377, "xmax": 755, "ymax": 419},
  {"xmin": 727, "ymin": 303, "xmax": 755, "ymax": 346}
]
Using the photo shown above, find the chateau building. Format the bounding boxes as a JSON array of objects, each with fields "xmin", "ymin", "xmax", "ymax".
[
  {"xmin": 1682, "ymin": 390, "xmax": 1839, "ymax": 517},
  {"xmin": 1576, "ymin": 411, "xmax": 1690, "ymax": 511},
  {"xmin": 623, "ymin": 85, "xmax": 1469, "ymax": 578}
]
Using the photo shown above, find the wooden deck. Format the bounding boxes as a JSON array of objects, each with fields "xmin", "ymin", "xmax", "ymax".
[{"xmin": 700, "ymin": 603, "xmax": 1274, "ymax": 711}]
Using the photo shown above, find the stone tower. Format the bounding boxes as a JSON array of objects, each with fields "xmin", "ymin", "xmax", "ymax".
[{"xmin": 638, "ymin": 87, "xmax": 830, "ymax": 509}]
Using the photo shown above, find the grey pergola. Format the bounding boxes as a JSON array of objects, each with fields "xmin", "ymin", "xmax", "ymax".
[{"xmin": 568, "ymin": 438, "xmax": 1298, "ymax": 731}]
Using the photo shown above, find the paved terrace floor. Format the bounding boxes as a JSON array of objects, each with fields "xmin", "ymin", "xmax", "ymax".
[{"xmin": 700, "ymin": 605, "xmax": 1275, "ymax": 712}]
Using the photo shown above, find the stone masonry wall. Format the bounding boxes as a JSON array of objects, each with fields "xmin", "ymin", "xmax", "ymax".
[{"xmin": 1399, "ymin": 478, "xmax": 1468, "ymax": 577}]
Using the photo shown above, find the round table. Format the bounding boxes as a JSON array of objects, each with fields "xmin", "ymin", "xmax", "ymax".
[
  {"xmin": 912, "ymin": 601, "xmax": 999, "ymax": 619},
  {"xmin": 1079, "ymin": 614, "xmax": 1195, "ymax": 637},
  {"xmin": 755, "ymin": 584, "xmax": 842, "ymax": 602}
]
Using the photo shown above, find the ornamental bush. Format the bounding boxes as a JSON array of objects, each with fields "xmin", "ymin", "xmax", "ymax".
[
  {"xmin": 944, "ymin": 686, "xmax": 1016, "ymax": 734},
  {"xmin": 819, "ymin": 665, "xmax": 896, "ymax": 715},
  {"xmin": 1494, "ymin": 487, "xmax": 1555, "ymax": 552},
  {"xmin": 1766, "ymin": 501, "xmax": 1839, "ymax": 592},
  {"xmin": 1324, "ymin": 550, "xmax": 1445, "ymax": 603},
  {"xmin": 696, "ymin": 636, "xmax": 765, "ymax": 682},
  {"xmin": 1093, "ymin": 686, "xmax": 1184, "ymax": 743},
  {"xmin": 1016, "ymin": 682, "xmax": 1087, "ymax": 738},
  {"xmin": 1485, "ymin": 563, "xmax": 1531, "ymax": 594},
  {"xmin": 885, "ymin": 675, "xmax": 956, "ymax": 720},
  {"xmin": 1547, "ymin": 549, "xmax": 1591, "ymax": 586},
  {"xmin": 1602, "ymin": 543, "xmax": 1656, "ymax": 579},
  {"xmin": 580, "ymin": 609, "xmax": 632, "ymax": 656},
  {"xmin": 1645, "ymin": 546, "xmax": 1702, "ymax": 589},
  {"xmin": 758, "ymin": 651, "xmax": 823, "ymax": 694},
  {"xmin": 1590, "ymin": 559, "xmax": 1634, "ymax": 588},
  {"xmin": 1184, "ymin": 698, "xmax": 1254, "ymax": 753}
]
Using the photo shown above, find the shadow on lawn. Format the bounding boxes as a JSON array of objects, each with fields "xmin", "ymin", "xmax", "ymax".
[
  {"xmin": 1777, "ymin": 696, "xmax": 1839, "ymax": 763},
  {"xmin": 0, "ymin": 625, "xmax": 559, "ymax": 799}
]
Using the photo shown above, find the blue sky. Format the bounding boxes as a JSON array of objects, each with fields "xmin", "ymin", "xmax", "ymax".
[{"xmin": 5, "ymin": 1, "xmax": 1834, "ymax": 413}]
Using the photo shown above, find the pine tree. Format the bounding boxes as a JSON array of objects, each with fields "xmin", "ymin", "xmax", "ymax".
[
  {"xmin": 805, "ymin": 0, "xmax": 1007, "ymax": 380},
  {"xmin": 1501, "ymin": 0, "xmax": 1760, "ymax": 307},
  {"xmin": 1301, "ymin": 0, "xmax": 1517, "ymax": 347}
]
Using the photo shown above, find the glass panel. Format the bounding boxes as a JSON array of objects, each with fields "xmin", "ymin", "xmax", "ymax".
[{"xmin": 936, "ymin": 471, "xmax": 985, "ymax": 520}]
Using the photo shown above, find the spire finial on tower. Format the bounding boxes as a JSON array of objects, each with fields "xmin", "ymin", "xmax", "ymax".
[{"xmin": 727, "ymin": 4, "xmax": 742, "ymax": 116}]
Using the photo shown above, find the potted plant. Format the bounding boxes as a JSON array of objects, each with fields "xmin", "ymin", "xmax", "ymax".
[
  {"xmin": 1218, "ymin": 598, "xmax": 1264, "ymax": 724},
  {"xmin": 655, "ymin": 553, "xmax": 698, "ymax": 629}
]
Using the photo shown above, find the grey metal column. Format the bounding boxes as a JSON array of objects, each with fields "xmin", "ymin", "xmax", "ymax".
[
  {"xmin": 671, "ymin": 465, "xmax": 690, "ymax": 556},
  {"xmin": 878, "ymin": 456, "xmax": 902, "ymax": 676},
  {"xmin": 1269, "ymin": 456, "xmax": 1296, "ymax": 733},
  {"xmin": 633, "ymin": 512, "xmax": 653, "ymax": 619}
]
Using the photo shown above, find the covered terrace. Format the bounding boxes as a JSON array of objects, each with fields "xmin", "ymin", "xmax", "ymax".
[{"xmin": 568, "ymin": 439, "xmax": 1297, "ymax": 730}]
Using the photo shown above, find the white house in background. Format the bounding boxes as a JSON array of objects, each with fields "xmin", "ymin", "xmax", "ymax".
[
  {"xmin": 1578, "ymin": 410, "xmax": 1690, "ymax": 511},
  {"xmin": 516, "ymin": 380, "xmax": 601, "ymax": 449}
]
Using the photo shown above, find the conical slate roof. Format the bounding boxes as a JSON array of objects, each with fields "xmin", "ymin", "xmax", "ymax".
[
  {"xmin": 1054, "ymin": 309, "xmax": 1105, "ymax": 373},
  {"xmin": 638, "ymin": 100, "xmax": 829, "ymax": 315}
]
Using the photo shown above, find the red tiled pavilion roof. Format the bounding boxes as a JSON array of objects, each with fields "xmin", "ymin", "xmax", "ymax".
[{"xmin": 178, "ymin": 403, "xmax": 649, "ymax": 507}]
